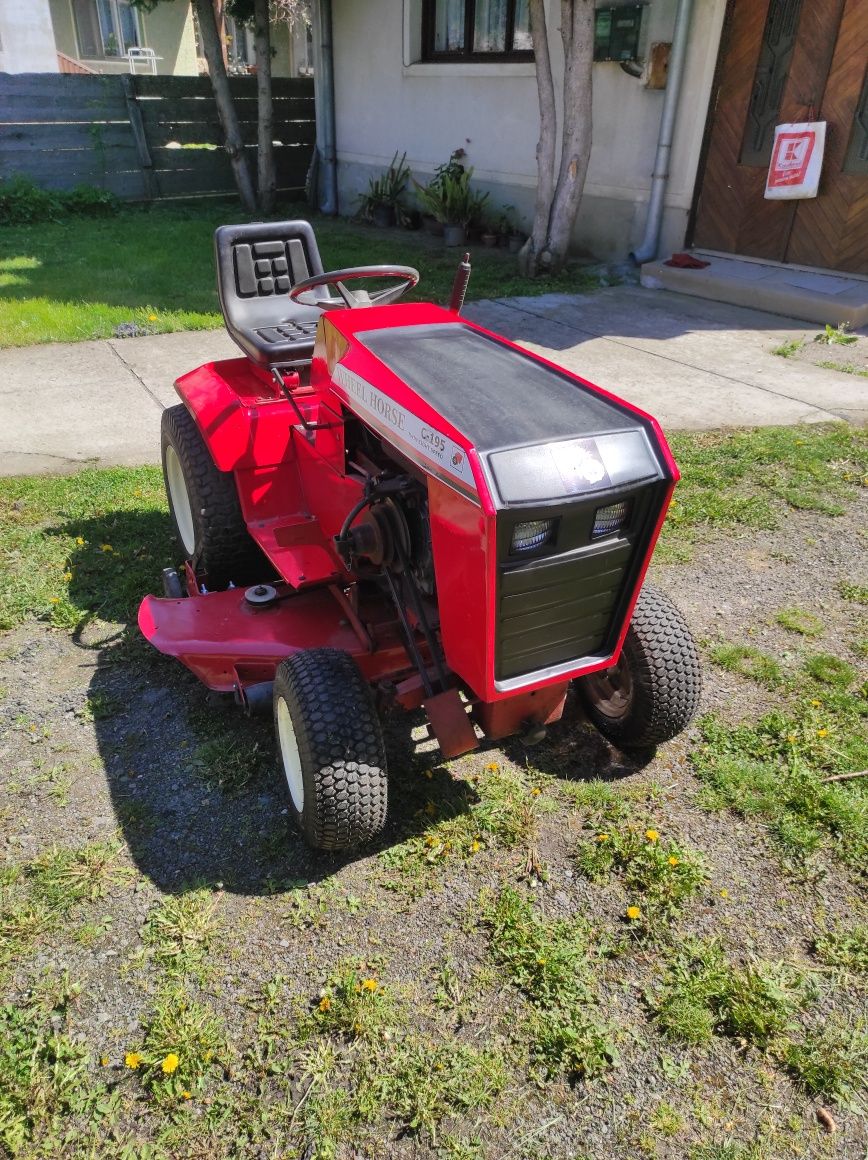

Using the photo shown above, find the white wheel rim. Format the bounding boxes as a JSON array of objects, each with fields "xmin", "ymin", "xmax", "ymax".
[
  {"xmin": 165, "ymin": 445, "xmax": 196, "ymax": 557},
  {"xmin": 276, "ymin": 696, "xmax": 304, "ymax": 813}
]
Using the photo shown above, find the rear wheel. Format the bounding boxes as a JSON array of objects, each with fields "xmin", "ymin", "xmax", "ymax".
[
  {"xmin": 577, "ymin": 582, "xmax": 701, "ymax": 749},
  {"xmin": 160, "ymin": 403, "xmax": 264, "ymax": 589},
  {"xmin": 273, "ymin": 649, "xmax": 388, "ymax": 851}
]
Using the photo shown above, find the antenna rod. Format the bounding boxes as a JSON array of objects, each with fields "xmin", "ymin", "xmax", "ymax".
[{"xmin": 448, "ymin": 252, "xmax": 472, "ymax": 315}]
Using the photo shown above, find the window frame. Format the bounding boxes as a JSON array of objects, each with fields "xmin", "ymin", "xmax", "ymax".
[
  {"xmin": 421, "ymin": 0, "xmax": 533, "ymax": 63},
  {"xmin": 73, "ymin": 0, "xmax": 142, "ymax": 60}
]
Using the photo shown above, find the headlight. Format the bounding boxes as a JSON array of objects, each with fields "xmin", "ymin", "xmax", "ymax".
[
  {"xmin": 510, "ymin": 519, "xmax": 555, "ymax": 553},
  {"xmin": 592, "ymin": 500, "xmax": 629, "ymax": 539}
]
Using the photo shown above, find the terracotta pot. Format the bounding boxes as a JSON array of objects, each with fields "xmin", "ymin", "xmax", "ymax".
[{"xmin": 481, "ymin": 232, "xmax": 498, "ymax": 248}]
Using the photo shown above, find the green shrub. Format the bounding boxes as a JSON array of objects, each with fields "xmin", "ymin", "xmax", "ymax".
[{"xmin": 0, "ymin": 176, "xmax": 118, "ymax": 224}]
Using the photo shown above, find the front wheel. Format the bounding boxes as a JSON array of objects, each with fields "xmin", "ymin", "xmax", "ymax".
[
  {"xmin": 576, "ymin": 582, "xmax": 701, "ymax": 749},
  {"xmin": 273, "ymin": 649, "xmax": 388, "ymax": 851}
]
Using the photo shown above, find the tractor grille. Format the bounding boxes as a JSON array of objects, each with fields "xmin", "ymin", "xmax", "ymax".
[{"xmin": 496, "ymin": 539, "xmax": 632, "ymax": 680}]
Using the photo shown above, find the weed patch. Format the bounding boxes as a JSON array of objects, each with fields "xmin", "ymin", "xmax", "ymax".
[
  {"xmin": 576, "ymin": 823, "xmax": 706, "ymax": 933},
  {"xmin": 707, "ymin": 643, "xmax": 783, "ymax": 688},
  {"xmin": 774, "ymin": 606, "xmax": 824, "ymax": 637},
  {"xmin": 784, "ymin": 1018, "xmax": 868, "ymax": 1103},
  {"xmin": 814, "ymin": 923, "xmax": 868, "ymax": 974},
  {"xmin": 141, "ymin": 888, "xmax": 222, "ymax": 982},
  {"xmin": 129, "ymin": 988, "xmax": 227, "ymax": 1105}
]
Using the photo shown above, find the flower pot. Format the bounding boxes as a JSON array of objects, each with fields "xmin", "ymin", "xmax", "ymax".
[
  {"xmin": 508, "ymin": 232, "xmax": 525, "ymax": 254},
  {"xmin": 481, "ymin": 232, "xmax": 498, "ymax": 248},
  {"xmin": 371, "ymin": 204, "xmax": 395, "ymax": 229},
  {"xmin": 422, "ymin": 214, "xmax": 444, "ymax": 237},
  {"xmin": 443, "ymin": 224, "xmax": 466, "ymax": 247}
]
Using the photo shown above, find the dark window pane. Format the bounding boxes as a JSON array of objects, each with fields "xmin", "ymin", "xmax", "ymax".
[
  {"xmin": 96, "ymin": 0, "xmax": 119, "ymax": 55},
  {"xmin": 473, "ymin": 0, "xmax": 507, "ymax": 52},
  {"xmin": 843, "ymin": 68, "xmax": 868, "ymax": 176},
  {"xmin": 434, "ymin": 0, "xmax": 465, "ymax": 52},
  {"xmin": 513, "ymin": 0, "xmax": 532, "ymax": 51},
  {"xmin": 740, "ymin": 0, "xmax": 805, "ymax": 167},
  {"xmin": 118, "ymin": 0, "xmax": 140, "ymax": 52},
  {"xmin": 72, "ymin": 0, "xmax": 101, "ymax": 57}
]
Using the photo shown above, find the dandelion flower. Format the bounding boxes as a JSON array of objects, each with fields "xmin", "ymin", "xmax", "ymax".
[
  {"xmin": 668, "ymin": 856, "xmax": 679, "ymax": 866},
  {"xmin": 817, "ymin": 728, "xmax": 828, "ymax": 738},
  {"xmin": 100, "ymin": 543, "xmax": 113, "ymax": 553},
  {"xmin": 787, "ymin": 733, "xmax": 797, "ymax": 743},
  {"xmin": 182, "ymin": 1090, "xmax": 192, "ymax": 1100},
  {"xmin": 810, "ymin": 699, "xmax": 821, "ymax": 707},
  {"xmin": 531, "ymin": 787, "xmax": 541, "ymax": 796},
  {"xmin": 100, "ymin": 1055, "xmax": 109, "ymax": 1066},
  {"xmin": 470, "ymin": 839, "xmax": 481, "ymax": 853},
  {"xmin": 124, "ymin": 1052, "xmax": 141, "ymax": 1069},
  {"xmin": 75, "ymin": 536, "xmax": 85, "ymax": 546},
  {"xmin": 50, "ymin": 596, "xmax": 60, "ymax": 604},
  {"xmin": 597, "ymin": 833, "xmax": 609, "ymax": 843},
  {"xmin": 536, "ymin": 957, "xmax": 547, "ymax": 966},
  {"xmin": 626, "ymin": 905, "xmax": 642, "ymax": 921},
  {"xmin": 63, "ymin": 571, "xmax": 73, "ymax": 582},
  {"xmin": 485, "ymin": 762, "xmax": 499, "ymax": 772},
  {"xmin": 361, "ymin": 978, "xmax": 379, "ymax": 992},
  {"xmin": 148, "ymin": 314, "xmax": 158, "ymax": 322},
  {"xmin": 318, "ymin": 995, "xmax": 332, "ymax": 1012},
  {"xmin": 719, "ymin": 889, "xmax": 729, "ymax": 898},
  {"xmin": 161, "ymin": 1053, "xmax": 180, "ymax": 1074},
  {"xmin": 645, "ymin": 829, "xmax": 659, "ymax": 842}
]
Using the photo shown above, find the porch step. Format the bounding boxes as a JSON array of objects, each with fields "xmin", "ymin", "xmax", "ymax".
[{"xmin": 640, "ymin": 252, "xmax": 868, "ymax": 329}]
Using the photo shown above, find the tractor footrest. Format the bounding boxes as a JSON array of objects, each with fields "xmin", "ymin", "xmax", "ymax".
[{"xmin": 424, "ymin": 689, "xmax": 479, "ymax": 759}]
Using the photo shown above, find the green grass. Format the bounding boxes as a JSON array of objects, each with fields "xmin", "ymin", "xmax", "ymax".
[
  {"xmin": 657, "ymin": 424, "xmax": 867, "ymax": 562},
  {"xmin": 774, "ymin": 606, "xmax": 824, "ymax": 637},
  {"xmin": 770, "ymin": 339, "xmax": 803, "ymax": 358},
  {"xmin": 140, "ymin": 889, "xmax": 223, "ymax": 982},
  {"xmin": 784, "ymin": 1019, "xmax": 868, "ymax": 1103},
  {"xmin": 575, "ymin": 823, "xmax": 706, "ymax": 933},
  {"xmin": 707, "ymin": 643, "xmax": 783, "ymax": 688},
  {"xmin": 814, "ymin": 923, "xmax": 868, "ymax": 974},
  {"xmin": 816, "ymin": 359, "xmax": 868, "ymax": 378},
  {"xmin": 653, "ymin": 938, "xmax": 813, "ymax": 1049},
  {"xmin": 0, "ymin": 200, "xmax": 600, "ymax": 348}
]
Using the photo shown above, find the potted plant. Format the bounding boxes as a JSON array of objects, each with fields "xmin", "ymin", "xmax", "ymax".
[
  {"xmin": 358, "ymin": 150, "xmax": 411, "ymax": 229},
  {"xmin": 415, "ymin": 165, "xmax": 488, "ymax": 247},
  {"xmin": 415, "ymin": 149, "xmax": 467, "ymax": 237}
]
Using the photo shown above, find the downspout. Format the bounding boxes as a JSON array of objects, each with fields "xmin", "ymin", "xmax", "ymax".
[
  {"xmin": 630, "ymin": 0, "xmax": 694, "ymax": 264},
  {"xmin": 313, "ymin": 0, "xmax": 338, "ymax": 215}
]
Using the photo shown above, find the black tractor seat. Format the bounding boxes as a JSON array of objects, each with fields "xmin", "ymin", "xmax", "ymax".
[{"xmin": 214, "ymin": 220, "xmax": 329, "ymax": 371}]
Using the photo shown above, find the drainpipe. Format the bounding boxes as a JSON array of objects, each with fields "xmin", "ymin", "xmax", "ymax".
[
  {"xmin": 630, "ymin": 0, "xmax": 694, "ymax": 264},
  {"xmin": 313, "ymin": 0, "xmax": 338, "ymax": 215}
]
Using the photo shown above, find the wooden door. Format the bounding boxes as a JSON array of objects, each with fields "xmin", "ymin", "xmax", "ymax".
[{"xmin": 692, "ymin": 0, "xmax": 868, "ymax": 273}]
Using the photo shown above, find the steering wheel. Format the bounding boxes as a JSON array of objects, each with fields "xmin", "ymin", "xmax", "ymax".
[{"xmin": 288, "ymin": 265, "xmax": 420, "ymax": 310}]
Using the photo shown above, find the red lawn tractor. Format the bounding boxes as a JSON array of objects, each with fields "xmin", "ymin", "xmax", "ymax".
[{"xmin": 139, "ymin": 220, "xmax": 701, "ymax": 851}]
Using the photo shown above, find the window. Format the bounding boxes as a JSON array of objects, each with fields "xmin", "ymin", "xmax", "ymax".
[
  {"xmin": 72, "ymin": 0, "xmax": 141, "ymax": 59},
  {"xmin": 422, "ymin": 0, "xmax": 532, "ymax": 61},
  {"xmin": 225, "ymin": 16, "xmax": 255, "ymax": 73}
]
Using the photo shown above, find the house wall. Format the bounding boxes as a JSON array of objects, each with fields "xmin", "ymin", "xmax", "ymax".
[
  {"xmin": 48, "ymin": 0, "xmax": 199, "ymax": 75},
  {"xmin": 330, "ymin": 0, "xmax": 727, "ymax": 262},
  {"xmin": 0, "ymin": 0, "xmax": 59, "ymax": 73}
]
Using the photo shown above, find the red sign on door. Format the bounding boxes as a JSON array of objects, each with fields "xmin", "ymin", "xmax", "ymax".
[{"xmin": 765, "ymin": 122, "xmax": 826, "ymax": 200}]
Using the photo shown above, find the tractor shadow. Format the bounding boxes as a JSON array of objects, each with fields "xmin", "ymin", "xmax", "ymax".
[{"xmin": 67, "ymin": 511, "xmax": 643, "ymax": 896}]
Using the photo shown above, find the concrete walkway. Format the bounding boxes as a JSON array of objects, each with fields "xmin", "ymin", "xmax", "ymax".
[{"xmin": 1, "ymin": 285, "xmax": 864, "ymax": 475}]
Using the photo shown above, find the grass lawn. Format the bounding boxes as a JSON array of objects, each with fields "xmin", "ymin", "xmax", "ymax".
[
  {"xmin": 0, "ymin": 424, "xmax": 866, "ymax": 1158},
  {"xmin": 0, "ymin": 200, "xmax": 601, "ymax": 348}
]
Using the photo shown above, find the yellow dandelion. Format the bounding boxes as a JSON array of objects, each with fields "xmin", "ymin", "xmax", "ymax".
[
  {"xmin": 182, "ymin": 1090, "xmax": 192, "ymax": 1100},
  {"xmin": 50, "ymin": 596, "xmax": 60, "ymax": 604},
  {"xmin": 787, "ymin": 733, "xmax": 797, "ymax": 743},
  {"xmin": 161, "ymin": 1053, "xmax": 180, "ymax": 1074},
  {"xmin": 668, "ymin": 856, "xmax": 679, "ymax": 866},
  {"xmin": 626, "ymin": 905, "xmax": 642, "ymax": 921},
  {"xmin": 719, "ymin": 889, "xmax": 729, "ymax": 898},
  {"xmin": 810, "ymin": 699, "xmax": 821, "ymax": 707},
  {"xmin": 100, "ymin": 1055, "xmax": 109, "ymax": 1066},
  {"xmin": 133, "ymin": 487, "xmax": 143, "ymax": 498},
  {"xmin": 75, "ymin": 536, "xmax": 85, "ymax": 546},
  {"xmin": 361, "ymin": 977, "xmax": 379, "ymax": 992},
  {"xmin": 597, "ymin": 833, "xmax": 609, "ymax": 842},
  {"xmin": 531, "ymin": 787, "xmax": 541, "ymax": 796},
  {"xmin": 124, "ymin": 1052, "xmax": 141, "ymax": 1069},
  {"xmin": 645, "ymin": 829, "xmax": 659, "ymax": 842},
  {"xmin": 100, "ymin": 543, "xmax": 113, "ymax": 553},
  {"xmin": 148, "ymin": 314, "xmax": 158, "ymax": 322},
  {"xmin": 63, "ymin": 571, "xmax": 73, "ymax": 582},
  {"xmin": 470, "ymin": 839, "xmax": 482, "ymax": 853},
  {"xmin": 817, "ymin": 728, "xmax": 828, "ymax": 738},
  {"xmin": 485, "ymin": 762, "xmax": 499, "ymax": 772},
  {"xmin": 318, "ymin": 995, "xmax": 332, "ymax": 1012},
  {"xmin": 536, "ymin": 957, "xmax": 547, "ymax": 966}
]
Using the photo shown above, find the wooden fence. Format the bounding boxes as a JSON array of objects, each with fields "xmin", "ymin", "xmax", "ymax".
[{"xmin": 0, "ymin": 73, "xmax": 316, "ymax": 201}]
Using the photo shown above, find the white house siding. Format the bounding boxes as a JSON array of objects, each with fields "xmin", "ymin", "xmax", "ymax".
[
  {"xmin": 0, "ymin": 0, "xmax": 59, "ymax": 73},
  {"xmin": 331, "ymin": 0, "xmax": 727, "ymax": 261}
]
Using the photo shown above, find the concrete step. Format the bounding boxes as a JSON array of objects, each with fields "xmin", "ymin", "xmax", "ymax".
[{"xmin": 640, "ymin": 251, "xmax": 868, "ymax": 329}]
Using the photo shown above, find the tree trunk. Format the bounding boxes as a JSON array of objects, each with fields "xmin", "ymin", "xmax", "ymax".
[
  {"xmin": 546, "ymin": 0, "xmax": 594, "ymax": 271},
  {"xmin": 520, "ymin": 0, "xmax": 557, "ymax": 277},
  {"xmin": 253, "ymin": 0, "xmax": 276, "ymax": 214},
  {"xmin": 192, "ymin": 0, "xmax": 256, "ymax": 212}
]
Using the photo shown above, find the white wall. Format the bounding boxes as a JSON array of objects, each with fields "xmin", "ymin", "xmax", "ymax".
[
  {"xmin": 0, "ymin": 0, "xmax": 59, "ymax": 73},
  {"xmin": 330, "ymin": 0, "xmax": 727, "ymax": 261}
]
